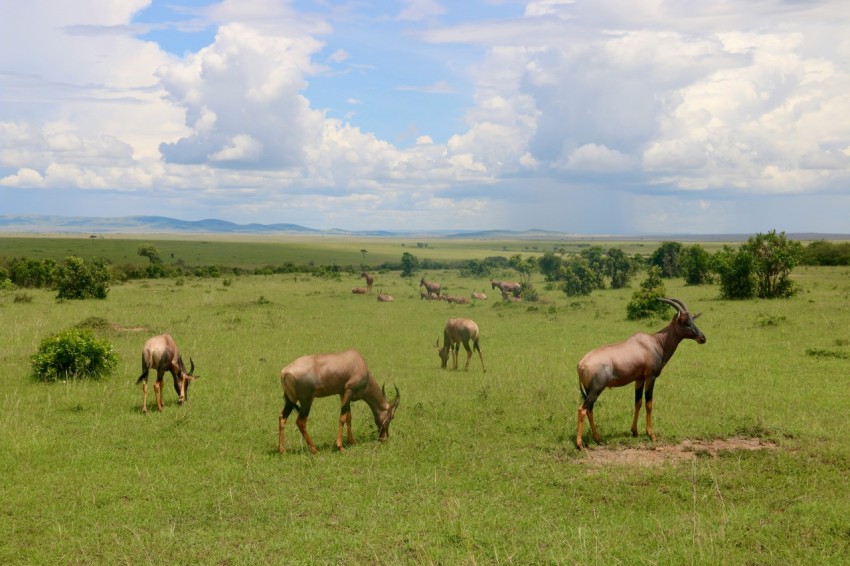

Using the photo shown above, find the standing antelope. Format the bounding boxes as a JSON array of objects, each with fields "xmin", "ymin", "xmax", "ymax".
[
  {"xmin": 136, "ymin": 334, "xmax": 198, "ymax": 413},
  {"xmin": 434, "ymin": 318, "xmax": 485, "ymax": 372},
  {"xmin": 575, "ymin": 298, "xmax": 706, "ymax": 449},
  {"xmin": 278, "ymin": 350, "xmax": 400, "ymax": 453},
  {"xmin": 360, "ymin": 272, "xmax": 374, "ymax": 292},
  {"xmin": 491, "ymin": 280, "xmax": 521, "ymax": 298},
  {"xmin": 420, "ymin": 277, "xmax": 441, "ymax": 298}
]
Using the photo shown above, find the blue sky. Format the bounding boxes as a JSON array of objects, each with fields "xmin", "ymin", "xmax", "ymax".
[{"xmin": 1, "ymin": 0, "xmax": 849, "ymax": 233}]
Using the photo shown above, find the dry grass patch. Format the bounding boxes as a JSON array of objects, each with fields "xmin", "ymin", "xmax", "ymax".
[{"xmin": 582, "ymin": 437, "xmax": 779, "ymax": 467}]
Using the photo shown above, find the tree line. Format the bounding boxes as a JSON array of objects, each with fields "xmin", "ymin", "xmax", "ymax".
[{"xmin": 0, "ymin": 230, "xmax": 835, "ymax": 303}]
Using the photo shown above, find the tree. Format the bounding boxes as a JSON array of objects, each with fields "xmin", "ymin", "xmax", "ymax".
[
  {"xmin": 400, "ymin": 252, "xmax": 419, "ymax": 277},
  {"xmin": 579, "ymin": 246, "xmax": 607, "ymax": 289},
  {"xmin": 360, "ymin": 249, "xmax": 367, "ymax": 262},
  {"xmin": 713, "ymin": 245, "xmax": 755, "ymax": 300},
  {"xmin": 744, "ymin": 230, "xmax": 802, "ymax": 298},
  {"xmin": 560, "ymin": 258, "xmax": 596, "ymax": 297},
  {"xmin": 680, "ymin": 244, "xmax": 713, "ymax": 285},
  {"xmin": 55, "ymin": 256, "xmax": 111, "ymax": 300},
  {"xmin": 626, "ymin": 267, "xmax": 669, "ymax": 320},
  {"xmin": 537, "ymin": 252, "xmax": 563, "ymax": 282},
  {"xmin": 649, "ymin": 241, "xmax": 683, "ymax": 278},
  {"xmin": 137, "ymin": 243, "xmax": 162, "ymax": 265},
  {"xmin": 508, "ymin": 254, "xmax": 536, "ymax": 284},
  {"xmin": 604, "ymin": 248, "xmax": 635, "ymax": 289}
]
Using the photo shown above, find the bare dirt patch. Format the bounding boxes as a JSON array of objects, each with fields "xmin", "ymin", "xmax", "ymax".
[{"xmin": 581, "ymin": 437, "xmax": 778, "ymax": 467}]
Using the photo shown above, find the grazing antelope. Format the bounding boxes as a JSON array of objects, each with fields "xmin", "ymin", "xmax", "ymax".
[
  {"xmin": 434, "ymin": 318, "xmax": 485, "ymax": 372},
  {"xmin": 278, "ymin": 350, "xmax": 400, "ymax": 454},
  {"xmin": 575, "ymin": 298, "xmax": 706, "ymax": 449},
  {"xmin": 351, "ymin": 287, "xmax": 368, "ymax": 294},
  {"xmin": 491, "ymin": 280, "xmax": 521, "ymax": 298},
  {"xmin": 420, "ymin": 277, "xmax": 441, "ymax": 298},
  {"xmin": 360, "ymin": 272, "xmax": 374, "ymax": 291},
  {"xmin": 136, "ymin": 334, "xmax": 198, "ymax": 413},
  {"xmin": 471, "ymin": 289, "xmax": 487, "ymax": 301},
  {"xmin": 377, "ymin": 291, "xmax": 394, "ymax": 302}
]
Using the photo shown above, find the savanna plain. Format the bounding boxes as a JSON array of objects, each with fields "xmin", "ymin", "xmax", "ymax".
[{"xmin": 1, "ymin": 235, "xmax": 849, "ymax": 564}]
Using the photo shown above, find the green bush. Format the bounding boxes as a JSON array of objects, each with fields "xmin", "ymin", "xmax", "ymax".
[
  {"xmin": 30, "ymin": 328, "xmax": 118, "ymax": 382},
  {"xmin": 54, "ymin": 256, "xmax": 111, "ymax": 300},
  {"xmin": 626, "ymin": 266, "xmax": 669, "ymax": 320}
]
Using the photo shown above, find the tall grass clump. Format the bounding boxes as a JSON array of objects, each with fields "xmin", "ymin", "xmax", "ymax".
[{"xmin": 30, "ymin": 327, "xmax": 118, "ymax": 382}]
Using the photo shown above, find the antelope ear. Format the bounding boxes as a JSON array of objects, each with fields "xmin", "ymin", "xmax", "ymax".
[{"xmin": 692, "ymin": 312, "xmax": 702, "ymax": 320}]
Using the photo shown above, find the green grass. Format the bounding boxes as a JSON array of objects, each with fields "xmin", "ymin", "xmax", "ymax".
[{"xmin": 1, "ymin": 245, "xmax": 849, "ymax": 563}]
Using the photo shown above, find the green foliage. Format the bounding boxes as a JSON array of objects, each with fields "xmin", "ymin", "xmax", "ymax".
[
  {"xmin": 649, "ymin": 241, "xmax": 683, "ymax": 278},
  {"xmin": 519, "ymin": 281, "xmax": 539, "ymax": 302},
  {"xmin": 508, "ymin": 254, "xmax": 537, "ymax": 284},
  {"xmin": 559, "ymin": 258, "xmax": 596, "ymax": 296},
  {"xmin": 713, "ymin": 244, "xmax": 755, "ymax": 299},
  {"xmin": 743, "ymin": 230, "xmax": 801, "ymax": 298},
  {"xmin": 137, "ymin": 243, "xmax": 162, "ymax": 265},
  {"xmin": 400, "ymin": 251, "xmax": 419, "ymax": 277},
  {"xmin": 680, "ymin": 244, "xmax": 714, "ymax": 285},
  {"xmin": 462, "ymin": 258, "xmax": 490, "ymax": 277},
  {"xmin": 537, "ymin": 251, "xmax": 562, "ymax": 281},
  {"xmin": 579, "ymin": 246, "xmax": 607, "ymax": 289},
  {"xmin": 30, "ymin": 327, "xmax": 118, "ymax": 382},
  {"xmin": 54, "ymin": 256, "xmax": 111, "ymax": 300},
  {"xmin": 626, "ymin": 266, "xmax": 669, "ymax": 320},
  {"xmin": 800, "ymin": 240, "xmax": 850, "ymax": 266},
  {"xmin": 713, "ymin": 231, "xmax": 801, "ymax": 300},
  {"xmin": 7, "ymin": 257, "xmax": 56, "ymax": 288},
  {"xmin": 604, "ymin": 247, "xmax": 636, "ymax": 289}
]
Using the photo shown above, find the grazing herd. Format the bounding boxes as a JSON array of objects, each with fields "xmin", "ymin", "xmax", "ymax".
[{"xmin": 138, "ymin": 269, "xmax": 705, "ymax": 453}]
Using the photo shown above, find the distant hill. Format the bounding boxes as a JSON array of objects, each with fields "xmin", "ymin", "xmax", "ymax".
[{"xmin": 0, "ymin": 215, "xmax": 847, "ymax": 241}]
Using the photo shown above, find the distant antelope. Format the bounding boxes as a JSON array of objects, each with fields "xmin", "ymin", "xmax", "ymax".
[
  {"xmin": 136, "ymin": 334, "xmax": 198, "ymax": 413},
  {"xmin": 360, "ymin": 272, "xmax": 374, "ymax": 291},
  {"xmin": 575, "ymin": 298, "xmax": 706, "ymax": 449},
  {"xmin": 471, "ymin": 289, "xmax": 487, "ymax": 301},
  {"xmin": 420, "ymin": 277, "xmax": 441, "ymax": 297},
  {"xmin": 491, "ymin": 280, "xmax": 521, "ymax": 298},
  {"xmin": 351, "ymin": 287, "xmax": 368, "ymax": 294},
  {"xmin": 377, "ymin": 290, "xmax": 394, "ymax": 302},
  {"xmin": 446, "ymin": 295, "xmax": 470, "ymax": 304},
  {"xmin": 278, "ymin": 350, "xmax": 400, "ymax": 453},
  {"xmin": 434, "ymin": 318, "xmax": 485, "ymax": 372}
]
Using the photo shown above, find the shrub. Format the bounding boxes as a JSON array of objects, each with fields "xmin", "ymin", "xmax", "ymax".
[
  {"xmin": 626, "ymin": 267, "xmax": 668, "ymax": 320},
  {"xmin": 54, "ymin": 256, "xmax": 111, "ymax": 300},
  {"xmin": 560, "ymin": 258, "xmax": 596, "ymax": 297},
  {"xmin": 30, "ymin": 328, "xmax": 118, "ymax": 382},
  {"xmin": 713, "ymin": 245, "xmax": 756, "ymax": 300}
]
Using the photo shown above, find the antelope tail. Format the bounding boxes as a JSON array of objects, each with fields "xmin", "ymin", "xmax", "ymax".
[{"xmin": 579, "ymin": 380, "xmax": 589, "ymax": 402}]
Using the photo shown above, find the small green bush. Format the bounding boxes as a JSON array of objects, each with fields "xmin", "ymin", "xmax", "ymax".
[
  {"xmin": 626, "ymin": 266, "xmax": 669, "ymax": 320},
  {"xmin": 30, "ymin": 328, "xmax": 118, "ymax": 382}
]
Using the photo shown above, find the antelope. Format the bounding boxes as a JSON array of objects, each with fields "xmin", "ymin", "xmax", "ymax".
[
  {"xmin": 434, "ymin": 318, "xmax": 485, "ymax": 372},
  {"xmin": 278, "ymin": 350, "xmax": 400, "ymax": 454},
  {"xmin": 351, "ymin": 287, "xmax": 368, "ymax": 294},
  {"xmin": 447, "ymin": 295, "xmax": 470, "ymax": 304},
  {"xmin": 420, "ymin": 277, "xmax": 441, "ymax": 298},
  {"xmin": 136, "ymin": 334, "xmax": 198, "ymax": 413},
  {"xmin": 377, "ymin": 291, "xmax": 394, "ymax": 302},
  {"xmin": 360, "ymin": 272, "xmax": 374, "ymax": 291},
  {"xmin": 491, "ymin": 280, "xmax": 521, "ymax": 298},
  {"xmin": 575, "ymin": 298, "xmax": 706, "ymax": 449},
  {"xmin": 471, "ymin": 289, "xmax": 487, "ymax": 300}
]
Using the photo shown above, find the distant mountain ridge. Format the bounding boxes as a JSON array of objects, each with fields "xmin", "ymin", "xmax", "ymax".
[{"xmin": 0, "ymin": 215, "xmax": 847, "ymax": 241}]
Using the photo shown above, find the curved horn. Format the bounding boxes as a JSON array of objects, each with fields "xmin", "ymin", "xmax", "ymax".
[
  {"xmin": 657, "ymin": 297, "xmax": 686, "ymax": 313},
  {"xmin": 189, "ymin": 357, "xmax": 195, "ymax": 375},
  {"xmin": 394, "ymin": 385, "xmax": 400, "ymax": 406}
]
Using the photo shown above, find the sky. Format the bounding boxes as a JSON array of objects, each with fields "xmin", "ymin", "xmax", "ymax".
[{"xmin": 1, "ymin": 0, "xmax": 850, "ymax": 234}]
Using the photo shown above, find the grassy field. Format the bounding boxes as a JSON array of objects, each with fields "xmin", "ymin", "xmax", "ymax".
[{"xmin": 1, "ymin": 237, "xmax": 849, "ymax": 563}]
